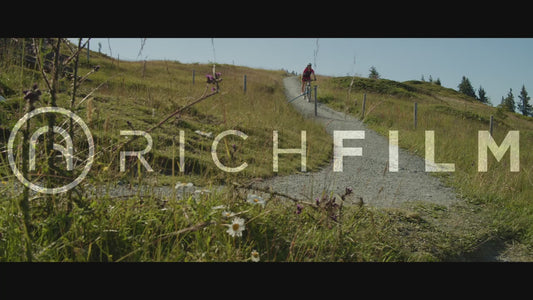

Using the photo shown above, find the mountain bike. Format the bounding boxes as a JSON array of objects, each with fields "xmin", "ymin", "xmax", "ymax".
[{"xmin": 303, "ymin": 79, "xmax": 315, "ymax": 102}]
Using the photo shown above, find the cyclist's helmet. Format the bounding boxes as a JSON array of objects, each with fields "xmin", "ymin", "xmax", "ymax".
[{"xmin": 307, "ymin": 63, "xmax": 312, "ymax": 67}]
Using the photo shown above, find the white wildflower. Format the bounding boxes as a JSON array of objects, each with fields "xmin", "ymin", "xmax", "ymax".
[
  {"xmin": 251, "ymin": 250, "xmax": 260, "ymax": 262},
  {"xmin": 226, "ymin": 217, "xmax": 245, "ymax": 237},
  {"xmin": 221, "ymin": 210, "xmax": 236, "ymax": 218},
  {"xmin": 211, "ymin": 205, "xmax": 227, "ymax": 210},
  {"xmin": 247, "ymin": 194, "xmax": 266, "ymax": 207}
]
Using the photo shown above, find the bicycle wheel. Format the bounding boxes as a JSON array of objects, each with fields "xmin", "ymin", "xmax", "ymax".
[{"xmin": 305, "ymin": 82, "xmax": 311, "ymax": 102}]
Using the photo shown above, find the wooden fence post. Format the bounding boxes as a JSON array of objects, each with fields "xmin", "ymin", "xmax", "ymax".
[
  {"xmin": 414, "ymin": 102, "xmax": 418, "ymax": 129},
  {"xmin": 362, "ymin": 93, "xmax": 366, "ymax": 118},
  {"xmin": 490, "ymin": 115, "xmax": 494, "ymax": 136},
  {"xmin": 314, "ymin": 85, "xmax": 318, "ymax": 116}
]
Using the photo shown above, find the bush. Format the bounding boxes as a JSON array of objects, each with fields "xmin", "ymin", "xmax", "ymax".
[
  {"xmin": 495, "ymin": 105, "xmax": 509, "ymax": 120},
  {"xmin": 333, "ymin": 77, "xmax": 419, "ymax": 98},
  {"xmin": 318, "ymin": 94, "xmax": 336, "ymax": 104}
]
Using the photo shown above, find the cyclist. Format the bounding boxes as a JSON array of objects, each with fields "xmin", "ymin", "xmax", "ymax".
[{"xmin": 301, "ymin": 63, "xmax": 316, "ymax": 94}]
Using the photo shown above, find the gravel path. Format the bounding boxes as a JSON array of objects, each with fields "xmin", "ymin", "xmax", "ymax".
[{"xmin": 252, "ymin": 77, "xmax": 461, "ymax": 208}]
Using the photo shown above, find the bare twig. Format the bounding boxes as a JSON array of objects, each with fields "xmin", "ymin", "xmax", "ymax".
[
  {"xmin": 148, "ymin": 89, "xmax": 216, "ymax": 134},
  {"xmin": 362, "ymin": 99, "xmax": 384, "ymax": 122},
  {"xmin": 78, "ymin": 65, "xmax": 100, "ymax": 85},
  {"xmin": 62, "ymin": 38, "xmax": 90, "ymax": 66},
  {"xmin": 61, "ymin": 38, "xmax": 76, "ymax": 55},
  {"xmin": 231, "ymin": 181, "xmax": 317, "ymax": 207},
  {"xmin": 75, "ymin": 73, "xmax": 122, "ymax": 109},
  {"xmin": 19, "ymin": 84, "xmax": 42, "ymax": 262},
  {"xmin": 32, "ymin": 38, "xmax": 52, "ymax": 92},
  {"xmin": 110, "ymin": 74, "xmax": 220, "ymax": 154},
  {"xmin": 137, "ymin": 38, "xmax": 147, "ymax": 59}
]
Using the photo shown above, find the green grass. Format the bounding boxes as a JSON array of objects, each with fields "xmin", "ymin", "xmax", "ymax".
[
  {"xmin": 71, "ymin": 57, "xmax": 333, "ymax": 184},
  {"xmin": 1, "ymin": 52, "xmax": 333, "ymax": 184},
  {"xmin": 317, "ymin": 75, "xmax": 533, "ymax": 259},
  {"xmin": 1, "ymin": 39, "xmax": 529, "ymax": 261},
  {"xmin": 0, "ymin": 180, "xmax": 473, "ymax": 262}
]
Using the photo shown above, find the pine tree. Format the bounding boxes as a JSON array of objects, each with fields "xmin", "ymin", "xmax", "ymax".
[
  {"xmin": 477, "ymin": 86, "xmax": 489, "ymax": 104},
  {"xmin": 501, "ymin": 88, "xmax": 516, "ymax": 112},
  {"xmin": 458, "ymin": 76, "xmax": 476, "ymax": 99},
  {"xmin": 369, "ymin": 66, "xmax": 380, "ymax": 79},
  {"xmin": 435, "ymin": 78, "xmax": 441, "ymax": 86},
  {"xmin": 517, "ymin": 85, "xmax": 532, "ymax": 116}
]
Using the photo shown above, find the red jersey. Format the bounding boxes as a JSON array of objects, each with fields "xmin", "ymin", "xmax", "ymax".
[{"xmin": 302, "ymin": 67, "xmax": 314, "ymax": 80}]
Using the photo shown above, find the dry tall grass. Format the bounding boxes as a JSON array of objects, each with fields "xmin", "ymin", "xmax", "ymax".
[{"xmin": 318, "ymin": 76, "xmax": 533, "ymax": 257}]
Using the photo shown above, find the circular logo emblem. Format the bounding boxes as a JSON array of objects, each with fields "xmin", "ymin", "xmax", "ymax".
[{"xmin": 7, "ymin": 107, "xmax": 94, "ymax": 195}]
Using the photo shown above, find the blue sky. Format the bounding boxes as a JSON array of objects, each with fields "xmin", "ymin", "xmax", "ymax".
[{"xmin": 78, "ymin": 38, "xmax": 533, "ymax": 106}]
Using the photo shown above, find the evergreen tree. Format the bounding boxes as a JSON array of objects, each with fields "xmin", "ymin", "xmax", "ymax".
[
  {"xmin": 369, "ymin": 66, "xmax": 380, "ymax": 79},
  {"xmin": 477, "ymin": 86, "xmax": 489, "ymax": 104},
  {"xmin": 435, "ymin": 78, "xmax": 441, "ymax": 86},
  {"xmin": 501, "ymin": 88, "xmax": 516, "ymax": 112},
  {"xmin": 517, "ymin": 85, "xmax": 533, "ymax": 116},
  {"xmin": 458, "ymin": 76, "xmax": 476, "ymax": 98}
]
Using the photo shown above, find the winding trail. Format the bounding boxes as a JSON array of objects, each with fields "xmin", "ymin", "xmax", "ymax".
[
  {"xmin": 77, "ymin": 76, "xmax": 462, "ymax": 209},
  {"xmin": 252, "ymin": 76, "xmax": 461, "ymax": 208}
]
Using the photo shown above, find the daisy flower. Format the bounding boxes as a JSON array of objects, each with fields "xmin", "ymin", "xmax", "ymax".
[
  {"xmin": 251, "ymin": 250, "xmax": 260, "ymax": 262},
  {"xmin": 247, "ymin": 194, "xmax": 266, "ymax": 207},
  {"xmin": 211, "ymin": 205, "xmax": 227, "ymax": 210},
  {"xmin": 174, "ymin": 182, "xmax": 186, "ymax": 189},
  {"xmin": 226, "ymin": 217, "xmax": 245, "ymax": 237},
  {"xmin": 221, "ymin": 210, "xmax": 236, "ymax": 218}
]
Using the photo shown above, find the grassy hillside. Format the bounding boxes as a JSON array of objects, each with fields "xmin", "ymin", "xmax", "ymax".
[
  {"xmin": 317, "ymin": 75, "xmax": 533, "ymax": 258},
  {"xmin": 76, "ymin": 59, "xmax": 334, "ymax": 185},
  {"xmin": 0, "ymin": 40, "xmax": 344, "ymax": 261},
  {"xmin": 1, "ymin": 38, "xmax": 531, "ymax": 261},
  {"xmin": 0, "ymin": 44, "xmax": 333, "ymax": 186}
]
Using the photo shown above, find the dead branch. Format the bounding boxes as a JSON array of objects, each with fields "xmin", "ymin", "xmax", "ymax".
[
  {"xmin": 62, "ymin": 38, "xmax": 90, "ymax": 66},
  {"xmin": 110, "ymin": 65, "xmax": 222, "ymax": 155},
  {"xmin": 78, "ymin": 65, "xmax": 100, "ymax": 85},
  {"xmin": 32, "ymin": 38, "xmax": 52, "ymax": 92},
  {"xmin": 231, "ymin": 181, "xmax": 317, "ymax": 208},
  {"xmin": 76, "ymin": 73, "xmax": 122, "ymax": 109}
]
